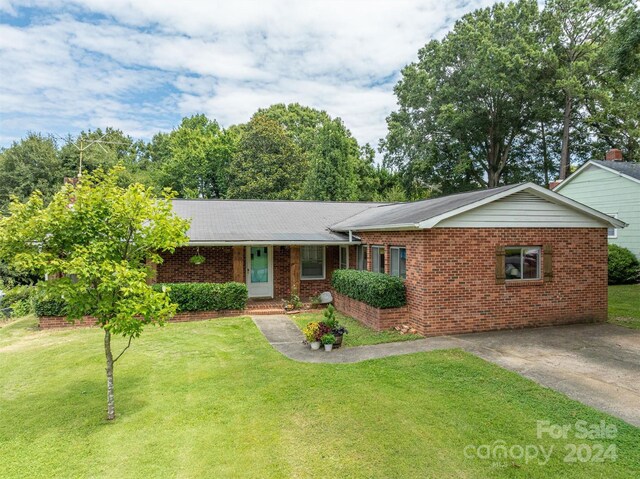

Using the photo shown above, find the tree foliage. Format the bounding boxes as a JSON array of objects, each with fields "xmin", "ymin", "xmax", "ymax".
[
  {"xmin": 148, "ymin": 115, "xmax": 236, "ymax": 198},
  {"xmin": 383, "ymin": 0, "xmax": 640, "ymax": 193},
  {"xmin": 0, "ymin": 167, "xmax": 190, "ymax": 419}
]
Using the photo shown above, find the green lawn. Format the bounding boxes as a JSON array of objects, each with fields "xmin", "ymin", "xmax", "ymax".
[
  {"xmin": 1, "ymin": 316, "xmax": 638, "ymax": 478},
  {"xmin": 608, "ymin": 284, "xmax": 640, "ymax": 329},
  {"xmin": 293, "ymin": 310, "xmax": 422, "ymax": 347}
]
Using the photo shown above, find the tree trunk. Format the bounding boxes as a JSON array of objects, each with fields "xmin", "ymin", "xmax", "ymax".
[
  {"xmin": 560, "ymin": 93, "xmax": 572, "ymax": 179},
  {"xmin": 104, "ymin": 329, "xmax": 116, "ymax": 420},
  {"xmin": 488, "ymin": 168, "xmax": 500, "ymax": 188},
  {"xmin": 541, "ymin": 122, "xmax": 550, "ymax": 187}
]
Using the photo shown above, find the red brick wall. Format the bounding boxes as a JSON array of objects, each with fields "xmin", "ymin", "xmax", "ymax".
[
  {"xmin": 333, "ymin": 291, "xmax": 408, "ymax": 330},
  {"xmin": 156, "ymin": 245, "xmax": 341, "ymax": 301},
  {"xmin": 356, "ymin": 228, "xmax": 608, "ymax": 337},
  {"xmin": 299, "ymin": 245, "xmax": 339, "ymax": 299},
  {"xmin": 157, "ymin": 246, "xmax": 233, "ymax": 283}
]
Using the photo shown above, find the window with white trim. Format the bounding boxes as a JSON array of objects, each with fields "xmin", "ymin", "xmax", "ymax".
[
  {"xmin": 339, "ymin": 245, "xmax": 349, "ymax": 269},
  {"xmin": 390, "ymin": 246, "xmax": 406, "ymax": 279},
  {"xmin": 301, "ymin": 246, "xmax": 325, "ymax": 279},
  {"xmin": 371, "ymin": 245, "xmax": 385, "ymax": 273},
  {"xmin": 505, "ymin": 246, "xmax": 541, "ymax": 280},
  {"xmin": 356, "ymin": 245, "xmax": 367, "ymax": 270},
  {"xmin": 607, "ymin": 213, "xmax": 618, "ymax": 239}
]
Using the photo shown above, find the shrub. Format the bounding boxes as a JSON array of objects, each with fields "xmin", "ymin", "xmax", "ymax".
[
  {"xmin": 608, "ymin": 245, "xmax": 640, "ymax": 285},
  {"xmin": 34, "ymin": 294, "xmax": 67, "ymax": 317},
  {"xmin": 331, "ymin": 269, "xmax": 406, "ymax": 308},
  {"xmin": 302, "ymin": 321, "xmax": 320, "ymax": 342},
  {"xmin": 2, "ymin": 286, "xmax": 37, "ymax": 316},
  {"xmin": 153, "ymin": 282, "xmax": 248, "ymax": 312}
]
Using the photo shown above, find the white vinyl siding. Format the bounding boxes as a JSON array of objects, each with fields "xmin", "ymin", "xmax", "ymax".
[
  {"xmin": 437, "ymin": 191, "xmax": 607, "ymax": 228},
  {"xmin": 301, "ymin": 246, "xmax": 325, "ymax": 280}
]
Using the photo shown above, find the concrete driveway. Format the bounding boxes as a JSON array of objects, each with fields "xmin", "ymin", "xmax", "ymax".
[{"xmin": 452, "ymin": 324, "xmax": 640, "ymax": 427}]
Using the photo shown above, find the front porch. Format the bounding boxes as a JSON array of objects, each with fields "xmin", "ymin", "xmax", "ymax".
[{"xmin": 156, "ymin": 244, "xmax": 357, "ymax": 301}]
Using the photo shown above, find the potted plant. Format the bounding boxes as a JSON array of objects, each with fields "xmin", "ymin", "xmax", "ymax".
[
  {"xmin": 189, "ymin": 254, "xmax": 206, "ymax": 265},
  {"xmin": 302, "ymin": 322, "xmax": 321, "ymax": 350},
  {"xmin": 322, "ymin": 305, "xmax": 347, "ymax": 348},
  {"xmin": 283, "ymin": 291, "xmax": 303, "ymax": 313},
  {"xmin": 321, "ymin": 333, "xmax": 336, "ymax": 351}
]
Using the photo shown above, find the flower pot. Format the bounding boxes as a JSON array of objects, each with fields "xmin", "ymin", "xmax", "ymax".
[
  {"xmin": 310, "ymin": 341, "xmax": 321, "ymax": 350},
  {"xmin": 324, "ymin": 343, "xmax": 333, "ymax": 352},
  {"xmin": 333, "ymin": 333, "xmax": 343, "ymax": 349}
]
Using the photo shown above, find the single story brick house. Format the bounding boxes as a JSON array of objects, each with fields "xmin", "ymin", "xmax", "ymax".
[{"xmin": 154, "ymin": 182, "xmax": 625, "ymax": 336}]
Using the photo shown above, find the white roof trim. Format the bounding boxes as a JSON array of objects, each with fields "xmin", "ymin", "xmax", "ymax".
[
  {"xmin": 554, "ymin": 160, "xmax": 640, "ymax": 191},
  {"xmin": 418, "ymin": 182, "xmax": 627, "ymax": 229}
]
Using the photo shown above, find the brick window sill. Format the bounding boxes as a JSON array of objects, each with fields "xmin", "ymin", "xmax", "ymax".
[{"xmin": 505, "ymin": 279, "xmax": 545, "ymax": 287}]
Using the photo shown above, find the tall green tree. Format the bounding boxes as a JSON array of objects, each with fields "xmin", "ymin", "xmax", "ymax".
[
  {"xmin": 227, "ymin": 115, "xmax": 305, "ymax": 199},
  {"xmin": 0, "ymin": 133, "xmax": 65, "ymax": 210},
  {"xmin": 149, "ymin": 115, "xmax": 236, "ymax": 198},
  {"xmin": 0, "ymin": 167, "xmax": 190, "ymax": 420},
  {"xmin": 544, "ymin": 0, "xmax": 636, "ymax": 178},
  {"xmin": 302, "ymin": 119, "xmax": 359, "ymax": 201},
  {"xmin": 382, "ymin": 0, "xmax": 547, "ymax": 191}
]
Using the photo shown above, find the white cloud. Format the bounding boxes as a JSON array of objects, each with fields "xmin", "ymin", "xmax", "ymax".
[{"xmin": 0, "ymin": 0, "xmax": 495, "ymax": 151}]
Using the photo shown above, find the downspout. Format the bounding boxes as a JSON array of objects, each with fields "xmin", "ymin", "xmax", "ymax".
[{"xmin": 349, "ymin": 230, "xmax": 353, "ymax": 243}]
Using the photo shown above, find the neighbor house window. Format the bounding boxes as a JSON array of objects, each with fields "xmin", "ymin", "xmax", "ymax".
[
  {"xmin": 390, "ymin": 247, "xmax": 406, "ymax": 279},
  {"xmin": 357, "ymin": 245, "xmax": 367, "ymax": 270},
  {"xmin": 505, "ymin": 247, "xmax": 541, "ymax": 280},
  {"xmin": 339, "ymin": 245, "xmax": 349, "ymax": 269},
  {"xmin": 301, "ymin": 245, "xmax": 325, "ymax": 279},
  {"xmin": 607, "ymin": 213, "xmax": 618, "ymax": 239},
  {"xmin": 371, "ymin": 245, "xmax": 385, "ymax": 273}
]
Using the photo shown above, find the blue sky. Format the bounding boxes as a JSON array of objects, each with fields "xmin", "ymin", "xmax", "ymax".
[{"xmin": 0, "ymin": 0, "xmax": 494, "ymax": 150}]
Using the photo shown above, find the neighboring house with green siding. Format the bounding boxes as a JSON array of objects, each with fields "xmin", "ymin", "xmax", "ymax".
[{"xmin": 553, "ymin": 149, "xmax": 640, "ymax": 259}]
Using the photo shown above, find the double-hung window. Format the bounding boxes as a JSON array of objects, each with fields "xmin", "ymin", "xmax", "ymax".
[
  {"xmin": 371, "ymin": 245, "xmax": 385, "ymax": 273},
  {"xmin": 301, "ymin": 246, "xmax": 325, "ymax": 280},
  {"xmin": 505, "ymin": 246, "xmax": 541, "ymax": 280},
  {"xmin": 339, "ymin": 245, "xmax": 349, "ymax": 269},
  {"xmin": 356, "ymin": 245, "xmax": 367, "ymax": 270},
  {"xmin": 607, "ymin": 213, "xmax": 619, "ymax": 239},
  {"xmin": 390, "ymin": 247, "xmax": 407, "ymax": 279}
]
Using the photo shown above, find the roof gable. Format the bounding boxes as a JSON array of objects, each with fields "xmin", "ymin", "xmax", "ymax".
[
  {"xmin": 554, "ymin": 161, "xmax": 640, "ymax": 192},
  {"xmin": 330, "ymin": 183, "xmax": 625, "ymax": 231}
]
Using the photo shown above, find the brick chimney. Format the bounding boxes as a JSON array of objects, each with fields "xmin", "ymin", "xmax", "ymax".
[
  {"xmin": 549, "ymin": 180, "xmax": 562, "ymax": 190},
  {"xmin": 605, "ymin": 148, "xmax": 623, "ymax": 161}
]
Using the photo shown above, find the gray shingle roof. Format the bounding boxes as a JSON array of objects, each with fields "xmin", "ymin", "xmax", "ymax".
[
  {"xmin": 172, "ymin": 199, "xmax": 384, "ymax": 243},
  {"xmin": 591, "ymin": 160, "xmax": 640, "ymax": 181},
  {"xmin": 330, "ymin": 184, "xmax": 521, "ymax": 231}
]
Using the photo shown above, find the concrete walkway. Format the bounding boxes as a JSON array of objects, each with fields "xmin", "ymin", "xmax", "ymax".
[{"xmin": 252, "ymin": 315, "xmax": 640, "ymax": 427}]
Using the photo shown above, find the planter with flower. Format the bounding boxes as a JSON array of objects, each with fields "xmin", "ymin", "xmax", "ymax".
[
  {"xmin": 321, "ymin": 333, "xmax": 336, "ymax": 352},
  {"xmin": 302, "ymin": 320, "xmax": 333, "ymax": 350},
  {"xmin": 321, "ymin": 305, "xmax": 348, "ymax": 348}
]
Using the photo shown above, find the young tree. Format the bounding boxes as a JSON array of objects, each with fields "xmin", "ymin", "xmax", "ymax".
[
  {"xmin": 0, "ymin": 167, "xmax": 190, "ymax": 420},
  {"xmin": 382, "ymin": 0, "xmax": 546, "ymax": 191}
]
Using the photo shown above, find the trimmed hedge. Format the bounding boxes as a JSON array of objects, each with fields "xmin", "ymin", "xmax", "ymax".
[
  {"xmin": 153, "ymin": 282, "xmax": 248, "ymax": 312},
  {"xmin": 331, "ymin": 269, "xmax": 406, "ymax": 309},
  {"xmin": 34, "ymin": 295, "xmax": 67, "ymax": 317},
  {"xmin": 608, "ymin": 245, "xmax": 640, "ymax": 285}
]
